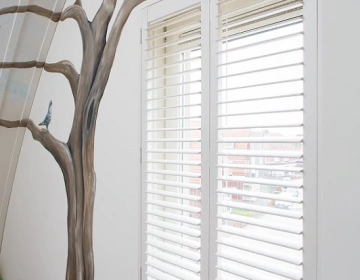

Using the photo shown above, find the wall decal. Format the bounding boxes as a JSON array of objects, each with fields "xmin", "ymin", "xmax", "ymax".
[
  {"xmin": 0, "ymin": 0, "xmax": 145, "ymax": 279},
  {"xmin": 38, "ymin": 100, "xmax": 53, "ymax": 129}
]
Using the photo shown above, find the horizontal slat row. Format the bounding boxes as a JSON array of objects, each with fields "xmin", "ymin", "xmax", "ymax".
[
  {"xmin": 146, "ymin": 170, "xmax": 201, "ymax": 178},
  {"xmin": 147, "ymin": 250, "xmax": 201, "ymax": 273},
  {"xmin": 217, "ymin": 163, "xmax": 303, "ymax": 172},
  {"xmin": 146, "ymin": 259, "xmax": 200, "ymax": 280},
  {"xmin": 217, "ymin": 225, "xmax": 302, "ymax": 250},
  {"xmin": 216, "ymin": 188, "xmax": 303, "ymax": 203},
  {"xmin": 218, "ymin": 176, "xmax": 303, "ymax": 188},
  {"xmin": 147, "ymin": 179, "xmax": 200, "ymax": 190},
  {"xmin": 147, "ymin": 220, "xmax": 201, "ymax": 238},
  {"xmin": 147, "ymin": 209, "xmax": 201, "ymax": 226},
  {"xmin": 218, "ymin": 213, "xmax": 303, "ymax": 234},
  {"xmin": 147, "ymin": 230, "xmax": 201, "ymax": 249},
  {"xmin": 217, "ymin": 251, "xmax": 302, "ymax": 280},
  {"xmin": 217, "ymin": 238, "xmax": 302, "ymax": 265}
]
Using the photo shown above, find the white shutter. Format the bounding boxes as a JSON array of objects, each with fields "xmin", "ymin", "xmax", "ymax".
[
  {"xmin": 143, "ymin": 5, "xmax": 202, "ymax": 280},
  {"xmin": 215, "ymin": 0, "xmax": 304, "ymax": 279}
]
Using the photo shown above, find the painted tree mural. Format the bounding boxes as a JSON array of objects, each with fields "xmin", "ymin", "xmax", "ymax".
[{"xmin": 0, "ymin": 0, "xmax": 145, "ymax": 279}]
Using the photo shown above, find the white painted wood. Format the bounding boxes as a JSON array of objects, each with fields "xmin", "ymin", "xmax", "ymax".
[
  {"xmin": 303, "ymin": 0, "xmax": 318, "ymax": 279},
  {"xmin": 147, "ymin": 0, "xmax": 199, "ymax": 23}
]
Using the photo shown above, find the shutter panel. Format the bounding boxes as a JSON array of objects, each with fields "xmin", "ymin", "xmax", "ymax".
[
  {"xmin": 144, "ymin": 6, "xmax": 202, "ymax": 280},
  {"xmin": 215, "ymin": 0, "xmax": 304, "ymax": 279}
]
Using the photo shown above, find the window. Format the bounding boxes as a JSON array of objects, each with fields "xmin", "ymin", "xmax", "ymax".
[{"xmin": 142, "ymin": 0, "xmax": 306, "ymax": 279}]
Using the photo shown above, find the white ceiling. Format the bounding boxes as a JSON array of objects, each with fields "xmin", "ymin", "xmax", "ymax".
[{"xmin": 0, "ymin": 0, "xmax": 66, "ymax": 245}]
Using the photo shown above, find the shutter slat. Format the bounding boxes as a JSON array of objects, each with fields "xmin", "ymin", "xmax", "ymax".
[
  {"xmin": 146, "ymin": 56, "xmax": 201, "ymax": 72},
  {"xmin": 217, "ymin": 225, "xmax": 302, "ymax": 250},
  {"xmin": 146, "ymin": 91, "xmax": 201, "ymax": 101},
  {"xmin": 147, "ymin": 21, "xmax": 201, "ymax": 41},
  {"xmin": 216, "ymin": 163, "xmax": 303, "ymax": 173},
  {"xmin": 147, "ymin": 149, "xmax": 201, "ymax": 154},
  {"xmin": 217, "ymin": 0, "xmax": 302, "ymax": 21},
  {"xmin": 217, "ymin": 108, "xmax": 303, "ymax": 117},
  {"xmin": 147, "ymin": 250, "xmax": 201, "ymax": 273},
  {"xmin": 217, "ymin": 213, "xmax": 302, "ymax": 234},
  {"xmin": 217, "ymin": 122, "xmax": 303, "ymax": 129},
  {"xmin": 147, "ymin": 200, "xmax": 201, "ymax": 213},
  {"xmin": 147, "ymin": 230, "xmax": 201, "ymax": 250},
  {"xmin": 146, "ymin": 45, "xmax": 201, "ymax": 62},
  {"xmin": 147, "ymin": 210, "xmax": 201, "ymax": 226},
  {"xmin": 146, "ymin": 8, "xmax": 201, "ymax": 31},
  {"xmin": 146, "ymin": 159, "xmax": 201, "ymax": 166},
  {"xmin": 146, "ymin": 115, "xmax": 201, "ymax": 122},
  {"xmin": 146, "ymin": 180, "xmax": 200, "ymax": 190},
  {"xmin": 146, "ymin": 33, "xmax": 201, "ymax": 52},
  {"xmin": 217, "ymin": 78, "xmax": 303, "ymax": 92},
  {"xmin": 217, "ymin": 136, "xmax": 303, "ymax": 143},
  {"xmin": 146, "ymin": 268, "xmax": 180, "ymax": 280},
  {"xmin": 216, "ymin": 262, "xmax": 279, "ymax": 280},
  {"xmin": 147, "ymin": 240, "xmax": 201, "ymax": 262},
  {"xmin": 146, "ymin": 259, "xmax": 200, "ymax": 280},
  {"xmin": 217, "ymin": 47, "xmax": 303, "ymax": 68},
  {"xmin": 146, "ymin": 127, "xmax": 201, "ymax": 132},
  {"xmin": 217, "ymin": 201, "xmax": 303, "ymax": 219},
  {"xmin": 147, "ymin": 138, "xmax": 201, "ymax": 142},
  {"xmin": 217, "ymin": 252, "xmax": 302, "ymax": 280},
  {"xmin": 147, "ymin": 220, "xmax": 201, "ymax": 237},
  {"xmin": 216, "ymin": 92, "xmax": 303, "ymax": 105},
  {"xmin": 146, "ymin": 170, "xmax": 201, "ymax": 178},
  {"xmin": 218, "ymin": 1, "xmax": 303, "ymax": 31},
  {"xmin": 218, "ymin": 150, "xmax": 303, "ymax": 158},
  {"xmin": 217, "ymin": 238, "xmax": 302, "ymax": 265},
  {"xmin": 146, "ymin": 67, "xmax": 201, "ymax": 81},
  {"xmin": 146, "ymin": 103, "xmax": 201, "ymax": 111},
  {"xmin": 216, "ymin": 32, "xmax": 303, "ymax": 55},
  {"xmin": 217, "ymin": 176, "xmax": 303, "ymax": 188},
  {"xmin": 147, "ymin": 80, "xmax": 201, "ymax": 91},
  {"xmin": 217, "ymin": 62, "xmax": 303, "ymax": 80},
  {"xmin": 216, "ymin": 188, "xmax": 303, "ymax": 203}
]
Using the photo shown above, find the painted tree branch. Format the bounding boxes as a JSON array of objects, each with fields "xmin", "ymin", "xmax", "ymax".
[
  {"xmin": 92, "ymin": 0, "xmax": 117, "ymax": 67},
  {"xmin": 0, "ymin": 119, "xmax": 70, "ymax": 177},
  {"xmin": 74, "ymin": 0, "xmax": 83, "ymax": 7},
  {"xmin": 0, "ymin": 5, "xmax": 61, "ymax": 21},
  {"xmin": 44, "ymin": 61, "xmax": 79, "ymax": 99},
  {"xmin": 0, "ymin": 118, "xmax": 78, "ymax": 279},
  {"xmin": 90, "ymin": 0, "xmax": 146, "ymax": 104},
  {"xmin": 0, "ymin": 61, "xmax": 79, "ymax": 100},
  {"xmin": 60, "ymin": 4, "xmax": 92, "ymax": 40},
  {"xmin": 0, "ymin": 61, "xmax": 45, "ymax": 69},
  {"xmin": 63, "ymin": 10, "xmax": 96, "ymax": 279}
]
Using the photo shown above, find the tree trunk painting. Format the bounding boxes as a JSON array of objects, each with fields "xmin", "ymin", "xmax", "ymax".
[{"xmin": 0, "ymin": 0, "xmax": 145, "ymax": 279}]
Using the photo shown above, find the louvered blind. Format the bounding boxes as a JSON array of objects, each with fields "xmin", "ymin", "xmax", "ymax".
[
  {"xmin": 215, "ymin": 0, "xmax": 304, "ymax": 279},
  {"xmin": 144, "ymin": 6, "xmax": 202, "ymax": 280}
]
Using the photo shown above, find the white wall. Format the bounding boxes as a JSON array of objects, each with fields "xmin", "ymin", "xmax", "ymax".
[
  {"xmin": 0, "ymin": 0, "xmax": 143, "ymax": 279},
  {"xmin": 2, "ymin": 0, "xmax": 360, "ymax": 279},
  {"xmin": 317, "ymin": 0, "xmax": 360, "ymax": 279}
]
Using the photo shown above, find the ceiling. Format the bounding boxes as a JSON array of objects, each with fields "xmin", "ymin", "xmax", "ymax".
[{"xmin": 0, "ymin": 0, "xmax": 66, "ymax": 245}]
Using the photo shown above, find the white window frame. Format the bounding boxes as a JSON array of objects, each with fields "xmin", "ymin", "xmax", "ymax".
[
  {"xmin": 303, "ymin": 0, "xmax": 318, "ymax": 279},
  {"xmin": 139, "ymin": 0, "xmax": 318, "ymax": 279}
]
